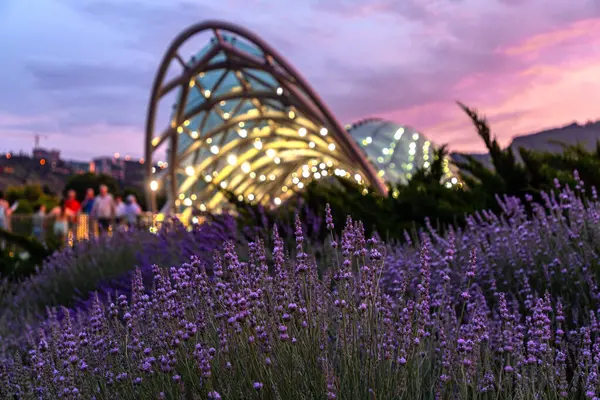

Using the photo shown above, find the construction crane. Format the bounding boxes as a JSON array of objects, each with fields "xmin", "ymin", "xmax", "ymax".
[{"xmin": 34, "ymin": 134, "xmax": 49, "ymax": 149}]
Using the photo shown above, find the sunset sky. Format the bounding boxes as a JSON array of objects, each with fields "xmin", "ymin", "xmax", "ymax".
[{"xmin": 0, "ymin": 0, "xmax": 599, "ymax": 160}]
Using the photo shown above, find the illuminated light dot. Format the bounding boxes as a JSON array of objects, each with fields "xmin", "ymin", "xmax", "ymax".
[
  {"xmin": 223, "ymin": 112, "xmax": 230, "ymax": 120},
  {"xmin": 308, "ymin": 142, "xmax": 315, "ymax": 148},
  {"xmin": 377, "ymin": 156, "xmax": 384, "ymax": 163},
  {"xmin": 150, "ymin": 180, "xmax": 158, "ymax": 191},
  {"xmin": 179, "ymin": 193, "xmax": 185, "ymax": 200},
  {"xmin": 319, "ymin": 163, "xmax": 326, "ymax": 170},
  {"xmin": 302, "ymin": 164, "xmax": 309, "ymax": 170},
  {"xmin": 152, "ymin": 167, "xmax": 156, "ymax": 173},
  {"xmin": 451, "ymin": 177, "xmax": 458, "ymax": 184},
  {"xmin": 259, "ymin": 174, "xmax": 266, "ymax": 181},
  {"xmin": 362, "ymin": 188, "xmax": 369, "ymax": 195},
  {"xmin": 183, "ymin": 198, "xmax": 192, "ymax": 207},
  {"xmin": 382, "ymin": 148, "xmax": 389, "ymax": 155},
  {"xmin": 250, "ymin": 172, "xmax": 256, "ymax": 178},
  {"xmin": 298, "ymin": 128, "xmax": 307, "ymax": 137},
  {"xmin": 407, "ymin": 163, "xmax": 413, "ymax": 170},
  {"xmin": 320, "ymin": 127, "xmax": 328, "ymax": 136},
  {"xmin": 326, "ymin": 160, "xmax": 333, "ymax": 167},
  {"xmin": 212, "ymin": 171, "xmax": 218, "ymax": 177},
  {"xmin": 366, "ymin": 136, "xmax": 372, "ymax": 144},
  {"xmin": 274, "ymin": 157, "xmax": 281, "ymax": 164},
  {"xmin": 238, "ymin": 122, "xmax": 245, "ymax": 127},
  {"xmin": 311, "ymin": 166, "xmax": 317, "ymax": 173},
  {"xmin": 445, "ymin": 182, "xmax": 452, "ymax": 188},
  {"xmin": 177, "ymin": 126, "xmax": 184, "ymax": 134},
  {"xmin": 408, "ymin": 149, "xmax": 416, "ymax": 156},
  {"xmin": 189, "ymin": 80, "xmax": 195, "ymax": 88},
  {"xmin": 328, "ymin": 143, "xmax": 336, "ymax": 151},
  {"xmin": 191, "ymin": 131, "xmax": 199, "ymax": 139},
  {"xmin": 248, "ymin": 194, "xmax": 255, "ymax": 201},
  {"xmin": 237, "ymin": 195, "xmax": 244, "ymax": 202},
  {"xmin": 413, "ymin": 133, "xmax": 420, "ymax": 140},
  {"xmin": 204, "ymin": 175, "xmax": 212, "ymax": 182},
  {"xmin": 392, "ymin": 190, "xmax": 399, "ymax": 199},
  {"xmin": 206, "ymin": 138, "xmax": 213, "ymax": 144},
  {"xmin": 424, "ymin": 141, "xmax": 431, "ymax": 147},
  {"xmin": 302, "ymin": 170, "xmax": 310, "ymax": 178},
  {"xmin": 276, "ymin": 87, "xmax": 283, "ymax": 95},
  {"xmin": 220, "ymin": 100, "xmax": 226, "ymax": 106},
  {"xmin": 292, "ymin": 177, "xmax": 299, "ymax": 184},
  {"xmin": 266, "ymin": 149, "xmax": 276, "ymax": 158},
  {"xmin": 200, "ymin": 204, "xmax": 207, "ymax": 212},
  {"xmin": 394, "ymin": 128, "xmax": 405, "ymax": 140},
  {"xmin": 185, "ymin": 166, "xmax": 195, "ymax": 176},
  {"xmin": 354, "ymin": 174, "xmax": 362, "ymax": 182},
  {"xmin": 269, "ymin": 174, "xmax": 276, "ymax": 181},
  {"xmin": 183, "ymin": 120, "xmax": 190, "ymax": 126},
  {"xmin": 192, "ymin": 216, "xmax": 199, "ymax": 224},
  {"xmin": 406, "ymin": 173, "xmax": 412, "ymax": 179},
  {"xmin": 220, "ymin": 181, "xmax": 228, "ymax": 188},
  {"xmin": 282, "ymin": 186, "xmax": 288, "ymax": 192},
  {"xmin": 210, "ymin": 145, "xmax": 219, "ymax": 154},
  {"xmin": 288, "ymin": 110, "xmax": 296, "ymax": 119},
  {"xmin": 274, "ymin": 197, "xmax": 282, "ymax": 205},
  {"xmin": 314, "ymin": 172, "xmax": 321, "ymax": 179},
  {"xmin": 378, "ymin": 170, "xmax": 385, "ymax": 177},
  {"xmin": 241, "ymin": 162, "xmax": 251, "ymax": 173},
  {"xmin": 227, "ymin": 154, "xmax": 237, "ymax": 165},
  {"xmin": 204, "ymin": 89, "xmax": 211, "ymax": 98},
  {"xmin": 322, "ymin": 170, "xmax": 328, "ymax": 176},
  {"xmin": 191, "ymin": 194, "xmax": 197, "ymax": 200},
  {"xmin": 254, "ymin": 139, "xmax": 263, "ymax": 150},
  {"xmin": 409, "ymin": 142, "xmax": 416, "ymax": 149},
  {"xmin": 297, "ymin": 182, "xmax": 304, "ymax": 189},
  {"xmin": 152, "ymin": 137, "xmax": 160, "ymax": 146},
  {"xmin": 238, "ymin": 129, "xmax": 247, "ymax": 138}
]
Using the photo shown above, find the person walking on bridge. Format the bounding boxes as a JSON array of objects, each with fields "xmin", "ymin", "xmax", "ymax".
[{"xmin": 91, "ymin": 185, "xmax": 115, "ymax": 235}]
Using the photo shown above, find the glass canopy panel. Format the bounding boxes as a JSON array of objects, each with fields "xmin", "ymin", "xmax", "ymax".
[
  {"xmin": 347, "ymin": 119, "xmax": 436, "ymax": 185},
  {"xmin": 152, "ymin": 25, "xmax": 387, "ymax": 217}
]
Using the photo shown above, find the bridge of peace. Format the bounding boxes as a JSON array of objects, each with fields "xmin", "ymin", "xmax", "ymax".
[{"xmin": 143, "ymin": 20, "xmax": 457, "ymax": 225}]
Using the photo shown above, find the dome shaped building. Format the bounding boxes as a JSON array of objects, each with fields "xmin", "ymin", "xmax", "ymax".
[{"xmin": 347, "ymin": 118, "xmax": 441, "ymax": 185}]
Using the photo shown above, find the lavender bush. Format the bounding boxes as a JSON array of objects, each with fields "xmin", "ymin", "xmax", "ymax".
[{"xmin": 3, "ymin": 173, "xmax": 600, "ymax": 398}]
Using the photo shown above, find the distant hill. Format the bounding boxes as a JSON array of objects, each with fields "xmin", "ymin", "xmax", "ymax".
[{"xmin": 451, "ymin": 120, "xmax": 600, "ymax": 169}]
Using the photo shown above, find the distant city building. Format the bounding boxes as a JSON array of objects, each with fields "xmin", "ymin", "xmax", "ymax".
[
  {"xmin": 67, "ymin": 160, "xmax": 91, "ymax": 174},
  {"xmin": 91, "ymin": 156, "xmax": 125, "ymax": 181},
  {"xmin": 33, "ymin": 148, "xmax": 60, "ymax": 163},
  {"xmin": 124, "ymin": 159, "xmax": 145, "ymax": 183}
]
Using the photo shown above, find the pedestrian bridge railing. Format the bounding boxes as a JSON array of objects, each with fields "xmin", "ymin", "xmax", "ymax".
[{"xmin": 5, "ymin": 212, "xmax": 168, "ymax": 243}]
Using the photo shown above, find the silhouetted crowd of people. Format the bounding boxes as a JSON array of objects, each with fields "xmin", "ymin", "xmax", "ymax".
[{"xmin": 17, "ymin": 186, "xmax": 142, "ymax": 246}]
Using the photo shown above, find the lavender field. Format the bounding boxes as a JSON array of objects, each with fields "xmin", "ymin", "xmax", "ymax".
[{"xmin": 1, "ymin": 176, "xmax": 600, "ymax": 399}]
